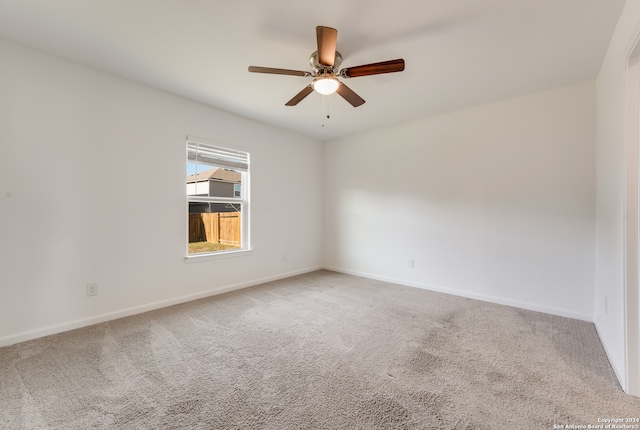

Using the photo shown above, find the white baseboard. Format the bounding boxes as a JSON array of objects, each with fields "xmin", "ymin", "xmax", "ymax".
[
  {"xmin": 322, "ymin": 265, "xmax": 593, "ymax": 322},
  {"xmin": 0, "ymin": 266, "xmax": 322, "ymax": 348},
  {"xmin": 594, "ymin": 318, "xmax": 627, "ymax": 392},
  {"xmin": 0, "ymin": 265, "xmax": 595, "ymax": 348}
]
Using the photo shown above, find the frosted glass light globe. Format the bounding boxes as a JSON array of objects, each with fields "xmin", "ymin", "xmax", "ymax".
[{"xmin": 313, "ymin": 77, "xmax": 339, "ymax": 95}]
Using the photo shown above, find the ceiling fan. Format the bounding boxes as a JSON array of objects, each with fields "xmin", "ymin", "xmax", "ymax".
[{"xmin": 248, "ymin": 26, "xmax": 405, "ymax": 107}]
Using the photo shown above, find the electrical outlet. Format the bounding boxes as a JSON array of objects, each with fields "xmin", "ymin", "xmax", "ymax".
[
  {"xmin": 87, "ymin": 283, "xmax": 99, "ymax": 297},
  {"xmin": 409, "ymin": 259, "xmax": 415, "ymax": 269}
]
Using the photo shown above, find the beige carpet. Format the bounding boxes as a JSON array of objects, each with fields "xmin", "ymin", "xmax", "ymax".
[{"xmin": 1, "ymin": 270, "xmax": 638, "ymax": 429}]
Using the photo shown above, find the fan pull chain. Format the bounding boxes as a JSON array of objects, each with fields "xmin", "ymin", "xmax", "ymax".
[
  {"xmin": 322, "ymin": 95, "xmax": 331, "ymax": 128},
  {"xmin": 322, "ymin": 95, "xmax": 326, "ymax": 127}
]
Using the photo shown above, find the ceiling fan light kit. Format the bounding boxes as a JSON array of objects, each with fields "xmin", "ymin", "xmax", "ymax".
[
  {"xmin": 312, "ymin": 75, "xmax": 340, "ymax": 95},
  {"xmin": 249, "ymin": 26, "xmax": 405, "ymax": 108}
]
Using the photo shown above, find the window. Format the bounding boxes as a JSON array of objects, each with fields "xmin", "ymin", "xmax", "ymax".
[{"xmin": 186, "ymin": 137, "xmax": 250, "ymax": 258}]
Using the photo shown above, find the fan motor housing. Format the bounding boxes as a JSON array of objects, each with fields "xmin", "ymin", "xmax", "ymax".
[{"xmin": 309, "ymin": 50, "xmax": 342, "ymax": 75}]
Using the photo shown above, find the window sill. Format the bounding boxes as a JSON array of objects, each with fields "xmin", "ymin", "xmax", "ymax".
[{"xmin": 184, "ymin": 248, "xmax": 253, "ymax": 263}]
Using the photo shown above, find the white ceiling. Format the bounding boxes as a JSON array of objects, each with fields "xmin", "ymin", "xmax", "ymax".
[{"xmin": 0, "ymin": 0, "xmax": 627, "ymax": 141}]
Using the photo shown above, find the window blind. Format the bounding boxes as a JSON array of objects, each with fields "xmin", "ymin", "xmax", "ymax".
[{"xmin": 187, "ymin": 138, "xmax": 249, "ymax": 171}]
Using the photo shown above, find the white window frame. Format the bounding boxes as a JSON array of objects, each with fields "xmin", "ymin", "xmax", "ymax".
[{"xmin": 185, "ymin": 136, "xmax": 251, "ymax": 262}]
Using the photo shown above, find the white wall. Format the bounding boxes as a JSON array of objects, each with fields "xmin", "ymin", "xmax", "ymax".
[
  {"xmin": 0, "ymin": 39, "xmax": 324, "ymax": 346},
  {"xmin": 324, "ymin": 81, "xmax": 596, "ymax": 320},
  {"xmin": 595, "ymin": 0, "xmax": 640, "ymax": 394}
]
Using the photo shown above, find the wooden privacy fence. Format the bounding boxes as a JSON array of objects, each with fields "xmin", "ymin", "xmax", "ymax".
[{"xmin": 189, "ymin": 212, "xmax": 240, "ymax": 245}]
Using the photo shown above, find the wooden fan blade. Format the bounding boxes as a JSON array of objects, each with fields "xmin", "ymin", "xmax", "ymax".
[
  {"xmin": 285, "ymin": 84, "xmax": 314, "ymax": 106},
  {"xmin": 341, "ymin": 59, "xmax": 405, "ymax": 78},
  {"xmin": 316, "ymin": 26, "xmax": 338, "ymax": 67},
  {"xmin": 248, "ymin": 66, "xmax": 309, "ymax": 77},
  {"xmin": 336, "ymin": 81, "xmax": 365, "ymax": 107}
]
